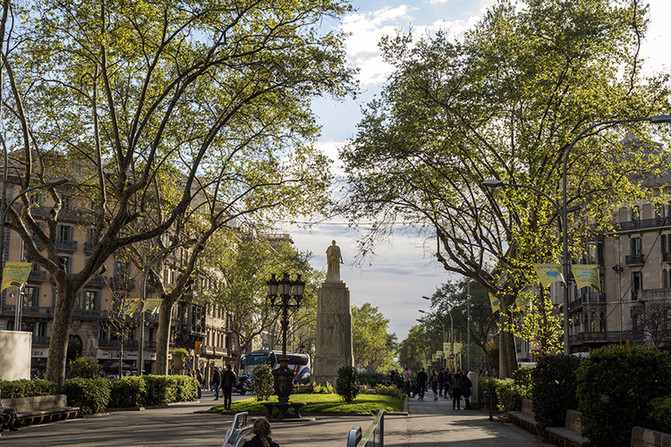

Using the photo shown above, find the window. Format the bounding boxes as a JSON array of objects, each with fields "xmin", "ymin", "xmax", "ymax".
[
  {"xmin": 664, "ymin": 269, "xmax": 670, "ymax": 289},
  {"xmin": 631, "ymin": 237, "xmax": 642, "ymax": 256},
  {"xmin": 632, "ymin": 271, "xmax": 643, "ymax": 299},
  {"xmin": 60, "ymin": 255, "xmax": 72, "ymax": 274},
  {"xmin": 663, "ymin": 235, "xmax": 671, "ymax": 257},
  {"xmin": 7, "ymin": 320, "xmax": 14, "ymax": 331},
  {"xmin": 58, "ymin": 224, "xmax": 73, "ymax": 242},
  {"xmin": 36, "ymin": 322, "xmax": 46, "ymax": 338},
  {"xmin": 62, "ymin": 194, "xmax": 73, "ymax": 210},
  {"xmin": 25, "ymin": 286, "xmax": 39, "ymax": 307},
  {"xmin": 632, "ymin": 205, "xmax": 641, "ymax": 222},
  {"xmin": 82, "ymin": 290, "xmax": 100, "ymax": 311}
]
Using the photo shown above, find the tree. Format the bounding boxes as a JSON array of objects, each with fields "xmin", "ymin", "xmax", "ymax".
[
  {"xmin": 639, "ymin": 299, "xmax": 671, "ymax": 348},
  {"xmin": 397, "ymin": 324, "xmax": 434, "ymax": 371},
  {"xmin": 351, "ymin": 303, "xmax": 397, "ymax": 372},
  {"xmin": 339, "ymin": 0, "xmax": 671, "ymax": 377},
  {"xmin": 199, "ymin": 229, "xmax": 322, "ymax": 368},
  {"xmin": 0, "ymin": 0, "xmax": 353, "ymax": 387}
]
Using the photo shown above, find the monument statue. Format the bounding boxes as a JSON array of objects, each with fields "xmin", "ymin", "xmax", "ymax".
[{"xmin": 326, "ymin": 240, "xmax": 343, "ymax": 280}]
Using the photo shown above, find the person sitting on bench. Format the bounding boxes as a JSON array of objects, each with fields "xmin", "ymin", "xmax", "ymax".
[{"xmin": 0, "ymin": 387, "xmax": 23, "ymax": 432}]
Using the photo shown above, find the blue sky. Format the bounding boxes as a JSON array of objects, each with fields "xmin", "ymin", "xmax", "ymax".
[{"xmin": 280, "ymin": 0, "xmax": 671, "ymax": 342}]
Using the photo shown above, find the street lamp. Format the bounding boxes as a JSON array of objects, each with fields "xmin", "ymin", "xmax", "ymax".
[
  {"xmin": 0, "ymin": 177, "xmax": 68, "ymax": 330},
  {"xmin": 267, "ymin": 272, "xmax": 305, "ymax": 419}
]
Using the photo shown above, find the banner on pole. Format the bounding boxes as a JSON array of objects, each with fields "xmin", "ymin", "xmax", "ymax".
[
  {"xmin": 489, "ymin": 293, "xmax": 501, "ymax": 313},
  {"xmin": 143, "ymin": 298, "xmax": 162, "ymax": 314},
  {"xmin": 571, "ymin": 264, "xmax": 601, "ymax": 290},
  {"xmin": 1, "ymin": 262, "xmax": 32, "ymax": 292},
  {"xmin": 533, "ymin": 264, "xmax": 565, "ymax": 288}
]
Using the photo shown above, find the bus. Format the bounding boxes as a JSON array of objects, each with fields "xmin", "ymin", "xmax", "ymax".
[{"xmin": 242, "ymin": 350, "xmax": 311, "ymax": 384}]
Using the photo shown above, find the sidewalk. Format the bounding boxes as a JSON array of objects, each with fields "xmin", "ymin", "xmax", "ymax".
[{"xmin": 0, "ymin": 391, "xmax": 544, "ymax": 446}]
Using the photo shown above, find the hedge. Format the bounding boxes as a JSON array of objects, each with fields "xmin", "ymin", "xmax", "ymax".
[
  {"xmin": 0, "ymin": 379, "xmax": 55, "ymax": 398},
  {"xmin": 531, "ymin": 354, "xmax": 580, "ymax": 431},
  {"xmin": 109, "ymin": 376, "xmax": 147, "ymax": 408},
  {"xmin": 63, "ymin": 377, "xmax": 111, "ymax": 415},
  {"xmin": 577, "ymin": 346, "xmax": 671, "ymax": 447}
]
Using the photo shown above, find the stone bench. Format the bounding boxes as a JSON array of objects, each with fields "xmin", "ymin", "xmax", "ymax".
[
  {"xmin": 631, "ymin": 426, "xmax": 671, "ymax": 447},
  {"xmin": 2, "ymin": 394, "xmax": 79, "ymax": 426},
  {"xmin": 261, "ymin": 401, "xmax": 306, "ymax": 420},
  {"xmin": 546, "ymin": 409, "xmax": 590, "ymax": 447},
  {"xmin": 508, "ymin": 398, "xmax": 540, "ymax": 434}
]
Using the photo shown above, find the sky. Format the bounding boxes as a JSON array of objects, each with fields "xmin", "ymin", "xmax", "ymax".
[{"xmin": 279, "ymin": 0, "xmax": 671, "ymax": 342}]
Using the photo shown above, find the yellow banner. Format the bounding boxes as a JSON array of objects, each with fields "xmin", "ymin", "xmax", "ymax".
[
  {"xmin": 122, "ymin": 299, "xmax": 139, "ymax": 316},
  {"xmin": 489, "ymin": 292, "xmax": 501, "ymax": 313},
  {"xmin": 435, "ymin": 350, "xmax": 443, "ymax": 358},
  {"xmin": 514, "ymin": 294, "xmax": 531, "ymax": 311},
  {"xmin": 1, "ymin": 262, "xmax": 33, "ymax": 292},
  {"xmin": 454, "ymin": 343, "xmax": 462, "ymax": 354},
  {"xmin": 571, "ymin": 264, "xmax": 601, "ymax": 290},
  {"xmin": 533, "ymin": 264, "xmax": 565, "ymax": 288},
  {"xmin": 143, "ymin": 298, "xmax": 162, "ymax": 314},
  {"xmin": 443, "ymin": 343, "xmax": 452, "ymax": 357}
]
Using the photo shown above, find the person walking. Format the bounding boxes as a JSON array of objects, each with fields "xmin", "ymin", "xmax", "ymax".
[
  {"xmin": 221, "ymin": 363, "xmax": 237, "ymax": 411},
  {"xmin": 196, "ymin": 369, "xmax": 203, "ymax": 399},
  {"xmin": 438, "ymin": 368, "xmax": 445, "ymax": 397},
  {"xmin": 451, "ymin": 370, "xmax": 463, "ymax": 410},
  {"xmin": 430, "ymin": 369, "xmax": 439, "ymax": 401},
  {"xmin": 462, "ymin": 371, "xmax": 473, "ymax": 409},
  {"xmin": 241, "ymin": 417, "xmax": 279, "ymax": 447},
  {"xmin": 416, "ymin": 367, "xmax": 428, "ymax": 401},
  {"xmin": 212, "ymin": 366, "xmax": 222, "ymax": 400},
  {"xmin": 403, "ymin": 367, "xmax": 412, "ymax": 397}
]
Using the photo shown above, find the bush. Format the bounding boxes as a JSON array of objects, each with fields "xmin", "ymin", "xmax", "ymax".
[
  {"xmin": 358, "ymin": 371, "xmax": 388, "ymax": 386},
  {"xmin": 169, "ymin": 375, "xmax": 199, "ymax": 402},
  {"xmin": 0, "ymin": 379, "xmax": 55, "ymax": 398},
  {"xmin": 530, "ymin": 354, "xmax": 580, "ymax": 431},
  {"xmin": 109, "ymin": 376, "xmax": 147, "ymax": 408},
  {"xmin": 494, "ymin": 378, "xmax": 529, "ymax": 413},
  {"xmin": 512, "ymin": 367, "xmax": 534, "ymax": 388},
  {"xmin": 144, "ymin": 375, "xmax": 176, "ymax": 405},
  {"xmin": 577, "ymin": 346, "xmax": 671, "ymax": 447},
  {"xmin": 336, "ymin": 366, "xmax": 359, "ymax": 403},
  {"xmin": 250, "ymin": 365, "xmax": 274, "ymax": 401},
  {"xmin": 649, "ymin": 396, "xmax": 671, "ymax": 434},
  {"xmin": 375, "ymin": 384, "xmax": 404, "ymax": 400},
  {"xmin": 63, "ymin": 378, "xmax": 110, "ymax": 415},
  {"xmin": 312, "ymin": 381, "xmax": 334, "ymax": 394},
  {"xmin": 69, "ymin": 356, "xmax": 103, "ymax": 379},
  {"xmin": 478, "ymin": 376, "xmax": 497, "ymax": 403}
]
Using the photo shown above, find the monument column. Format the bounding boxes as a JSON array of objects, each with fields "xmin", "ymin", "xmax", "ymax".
[{"xmin": 313, "ymin": 241, "xmax": 354, "ymax": 385}]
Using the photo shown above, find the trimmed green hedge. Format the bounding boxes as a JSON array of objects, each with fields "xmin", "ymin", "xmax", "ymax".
[
  {"xmin": 649, "ymin": 396, "xmax": 671, "ymax": 434},
  {"xmin": 109, "ymin": 376, "xmax": 147, "ymax": 408},
  {"xmin": 577, "ymin": 346, "xmax": 671, "ymax": 447},
  {"xmin": 531, "ymin": 354, "xmax": 580, "ymax": 431},
  {"xmin": 109, "ymin": 375, "xmax": 198, "ymax": 407},
  {"xmin": 0, "ymin": 379, "xmax": 55, "ymax": 398},
  {"xmin": 63, "ymin": 377, "xmax": 111, "ymax": 415}
]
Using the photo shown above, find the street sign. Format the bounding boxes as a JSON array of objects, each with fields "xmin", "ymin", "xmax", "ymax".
[{"xmin": 449, "ymin": 354, "xmax": 455, "ymax": 359}]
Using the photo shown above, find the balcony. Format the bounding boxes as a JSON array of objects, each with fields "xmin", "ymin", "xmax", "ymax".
[
  {"xmin": 27, "ymin": 269, "xmax": 47, "ymax": 283},
  {"xmin": 86, "ymin": 275, "xmax": 107, "ymax": 289},
  {"xmin": 640, "ymin": 289, "xmax": 671, "ymax": 301},
  {"xmin": 625, "ymin": 254, "xmax": 645, "ymax": 265},
  {"xmin": 98, "ymin": 339, "xmax": 139, "ymax": 349},
  {"xmin": 569, "ymin": 292, "xmax": 606, "ymax": 311},
  {"xmin": 664, "ymin": 252, "xmax": 671, "ymax": 263},
  {"xmin": 56, "ymin": 239, "xmax": 77, "ymax": 253},
  {"xmin": 71, "ymin": 308, "xmax": 104, "ymax": 320},
  {"xmin": 84, "ymin": 241, "xmax": 95, "ymax": 255},
  {"xmin": 22, "ymin": 306, "xmax": 53, "ymax": 317},
  {"xmin": 569, "ymin": 330, "xmax": 644, "ymax": 344},
  {"xmin": 614, "ymin": 216, "xmax": 671, "ymax": 232},
  {"xmin": 109, "ymin": 276, "xmax": 136, "ymax": 290},
  {"xmin": 33, "ymin": 336, "xmax": 50, "ymax": 346}
]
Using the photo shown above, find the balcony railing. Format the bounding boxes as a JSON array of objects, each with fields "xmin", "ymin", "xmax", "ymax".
[
  {"xmin": 22, "ymin": 306, "xmax": 53, "ymax": 317},
  {"xmin": 640, "ymin": 289, "xmax": 671, "ymax": 301},
  {"xmin": 27, "ymin": 269, "xmax": 47, "ymax": 283},
  {"xmin": 98, "ymin": 339, "xmax": 139, "ymax": 349},
  {"xmin": 86, "ymin": 275, "xmax": 107, "ymax": 288},
  {"xmin": 569, "ymin": 330, "xmax": 644, "ymax": 344},
  {"xmin": 614, "ymin": 216, "xmax": 671, "ymax": 232},
  {"xmin": 109, "ymin": 276, "xmax": 136, "ymax": 290},
  {"xmin": 664, "ymin": 252, "xmax": 671, "ymax": 263},
  {"xmin": 55, "ymin": 239, "xmax": 77, "ymax": 253},
  {"xmin": 625, "ymin": 254, "xmax": 645, "ymax": 265},
  {"xmin": 569, "ymin": 292, "xmax": 606, "ymax": 311},
  {"xmin": 33, "ymin": 336, "xmax": 50, "ymax": 346},
  {"xmin": 84, "ymin": 241, "xmax": 95, "ymax": 255}
]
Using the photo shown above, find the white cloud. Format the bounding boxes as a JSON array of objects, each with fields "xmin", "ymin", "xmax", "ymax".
[{"xmin": 640, "ymin": 0, "xmax": 671, "ymax": 76}]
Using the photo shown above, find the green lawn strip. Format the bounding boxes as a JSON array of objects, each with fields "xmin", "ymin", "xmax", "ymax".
[{"xmin": 211, "ymin": 394, "xmax": 403, "ymax": 415}]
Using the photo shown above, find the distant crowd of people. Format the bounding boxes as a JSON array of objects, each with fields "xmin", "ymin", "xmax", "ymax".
[{"xmin": 390, "ymin": 367, "xmax": 475, "ymax": 410}]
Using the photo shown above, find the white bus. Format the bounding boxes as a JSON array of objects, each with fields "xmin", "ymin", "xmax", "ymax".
[{"xmin": 242, "ymin": 350, "xmax": 311, "ymax": 383}]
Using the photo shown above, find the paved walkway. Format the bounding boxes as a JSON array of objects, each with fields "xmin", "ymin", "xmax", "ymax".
[{"xmin": 0, "ymin": 391, "xmax": 544, "ymax": 446}]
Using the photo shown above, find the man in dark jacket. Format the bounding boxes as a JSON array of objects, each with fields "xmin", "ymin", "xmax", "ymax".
[
  {"xmin": 212, "ymin": 367, "xmax": 221, "ymax": 400},
  {"xmin": 0, "ymin": 388, "xmax": 22, "ymax": 432},
  {"xmin": 221, "ymin": 363, "xmax": 237, "ymax": 411},
  {"xmin": 416, "ymin": 367, "xmax": 428, "ymax": 401}
]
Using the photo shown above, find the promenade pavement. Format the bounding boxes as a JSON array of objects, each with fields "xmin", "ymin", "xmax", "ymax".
[{"xmin": 0, "ymin": 390, "xmax": 544, "ymax": 446}]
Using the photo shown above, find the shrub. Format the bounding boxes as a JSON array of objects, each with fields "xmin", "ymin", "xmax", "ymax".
[
  {"xmin": 169, "ymin": 375, "xmax": 199, "ymax": 402},
  {"xmin": 336, "ymin": 366, "xmax": 359, "ymax": 403},
  {"xmin": 312, "ymin": 381, "xmax": 335, "ymax": 394},
  {"xmin": 250, "ymin": 365, "xmax": 274, "ymax": 401},
  {"xmin": 512, "ymin": 367, "xmax": 534, "ymax": 388},
  {"xmin": 531, "ymin": 354, "xmax": 580, "ymax": 431},
  {"xmin": 478, "ymin": 376, "xmax": 497, "ymax": 403},
  {"xmin": 649, "ymin": 396, "xmax": 671, "ymax": 434},
  {"xmin": 577, "ymin": 346, "xmax": 671, "ymax": 447},
  {"xmin": 0, "ymin": 379, "xmax": 55, "ymax": 398},
  {"xmin": 109, "ymin": 376, "xmax": 147, "ymax": 408},
  {"xmin": 494, "ymin": 378, "xmax": 529, "ymax": 413},
  {"xmin": 144, "ymin": 375, "xmax": 176, "ymax": 405},
  {"xmin": 376, "ymin": 384, "xmax": 404, "ymax": 399},
  {"xmin": 69, "ymin": 356, "xmax": 103, "ymax": 379},
  {"xmin": 63, "ymin": 377, "xmax": 110, "ymax": 415},
  {"xmin": 358, "ymin": 371, "xmax": 388, "ymax": 386}
]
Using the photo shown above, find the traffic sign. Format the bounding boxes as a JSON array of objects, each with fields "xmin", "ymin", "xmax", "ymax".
[{"xmin": 449, "ymin": 354, "xmax": 455, "ymax": 359}]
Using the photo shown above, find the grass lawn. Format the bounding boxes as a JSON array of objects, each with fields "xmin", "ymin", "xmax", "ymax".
[{"xmin": 211, "ymin": 393, "xmax": 403, "ymax": 415}]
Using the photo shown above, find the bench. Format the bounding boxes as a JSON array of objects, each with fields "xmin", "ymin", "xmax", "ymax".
[
  {"xmin": 508, "ymin": 398, "xmax": 540, "ymax": 434},
  {"xmin": 261, "ymin": 401, "xmax": 305, "ymax": 420},
  {"xmin": 1, "ymin": 394, "xmax": 79, "ymax": 426},
  {"xmin": 223, "ymin": 412, "xmax": 254, "ymax": 447},
  {"xmin": 546, "ymin": 409, "xmax": 590, "ymax": 447},
  {"xmin": 630, "ymin": 426, "xmax": 671, "ymax": 447}
]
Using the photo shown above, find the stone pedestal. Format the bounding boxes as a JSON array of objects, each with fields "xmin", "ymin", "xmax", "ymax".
[{"xmin": 312, "ymin": 279, "xmax": 354, "ymax": 386}]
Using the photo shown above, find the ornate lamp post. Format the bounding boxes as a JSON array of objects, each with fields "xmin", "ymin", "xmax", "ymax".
[{"xmin": 267, "ymin": 272, "xmax": 305, "ymax": 419}]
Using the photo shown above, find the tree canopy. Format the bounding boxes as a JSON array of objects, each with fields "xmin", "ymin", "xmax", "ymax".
[
  {"xmin": 351, "ymin": 302, "xmax": 397, "ymax": 372},
  {"xmin": 339, "ymin": 0, "xmax": 671, "ymax": 376}
]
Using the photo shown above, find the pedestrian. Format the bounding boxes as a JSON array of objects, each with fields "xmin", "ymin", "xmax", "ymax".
[
  {"xmin": 430, "ymin": 369, "xmax": 439, "ymax": 401},
  {"xmin": 438, "ymin": 368, "xmax": 445, "ymax": 397},
  {"xmin": 196, "ymin": 369, "xmax": 203, "ymax": 399},
  {"xmin": 242, "ymin": 417, "xmax": 279, "ymax": 447},
  {"xmin": 403, "ymin": 367, "xmax": 412, "ymax": 397},
  {"xmin": 0, "ymin": 388, "xmax": 23, "ymax": 432},
  {"xmin": 212, "ymin": 366, "xmax": 222, "ymax": 400},
  {"xmin": 452, "ymin": 370, "xmax": 463, "ymax": 410},
  {"xmin": 462, "ymin": 371, "xmax": 473, "ymax": 409},
  {"xmin": 221, "ymin": 363, "xmax": 237, "ymax": 411},
  {"xmin": 416, "ymin": 367, "xmax": 428, "ymax": 400},
  {"xmin": 445, "ymin": 369, "xmax": 453, "ymax": 399}
]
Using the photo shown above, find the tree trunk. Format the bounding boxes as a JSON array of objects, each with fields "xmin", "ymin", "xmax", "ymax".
[
  {"xmin": 498, "ymin": 308, "xmax": 517, "ymax": 378},
  {"xmin": 156, "ymin": 299, "xmax": 173, "ymax": 375},
  {"xmin": 119, "ymin": 338, "xmax": 124, "ymax": 378},
  {"xmin": 45, "ymin": 282, "xmax": 75, "ymax": 389}
]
